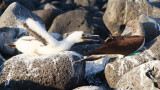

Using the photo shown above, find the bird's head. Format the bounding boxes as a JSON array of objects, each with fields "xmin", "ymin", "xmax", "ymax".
[
  {"xmin": 65, "ymin": 31, "xmax": 93, "ymax": 43},
  {"xmin": 121, "ymin": 20, "xmax": 145, "ymax": 36}
]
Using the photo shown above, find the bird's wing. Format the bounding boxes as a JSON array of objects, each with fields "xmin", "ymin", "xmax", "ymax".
[
  {"xmin": 84, "ymin": 36, "xmax": 144, "ymax": 55},
  {"xmin": 22, "ymin": 18, "xmax": 58, "ymax": 46}
]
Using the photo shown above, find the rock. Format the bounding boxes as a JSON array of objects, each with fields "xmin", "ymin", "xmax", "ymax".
[
  {"xmin": 33, "ymin": 9, "xmax": 63, "ymax": 30},
  {"xmin": 49, "ymin": 33, "xmax": 62, "ymax": 41},
  {"xmin": 73, "ymin": 85, "xmax": 106, "ymax": 90},
  {"xmin": 116, "ymin": 60, "xmax": 160, "ymax": 90},
  {"xmin": 0, "ymin": 2, "xmax": 44, "ymax": 56},
  {"xmin": 0, "ymin": 2, "xmax": 44, "ymax": 28},
  {"xmin": 150, "ymin": 0, "xmax": 160, "ymax": 8},
  {"xmin": 48, "ymin": 9, "xmax": 95, "ymax": 35},
  {"xmin": 5, "ymin": 0, "xmax": 36, "ymax": 11},
  {"xmin": 74, "ymin": 0, "xmax": 98, "ymax": 7},
  {"xmin": 0, "ymin": 53, "xmax": 5, "ymax": 65},
  {"xmin": 38, "ymin": 3, "xmax": 61, "ymax": 10},
  {"xmin": 105, "ymin": 35, "xmax": 160, "ymax": 88},
  {"xmin": 103, "ymin": 0, "xmax": 160, "ymax": 35},
  {"xmin": 0, "ymin": 0, "xmax": 7, "ymax": 11},
  {"xmin": 0, "ymin": 51, "xmax": 85, "ymax": 89},
  {"xmin": 0, "ymin": 27, "xmax": 28, "ymax": 56},
  {"xmin": 138, "ymin": 14, "xmax": 160, "ymax": 43}
]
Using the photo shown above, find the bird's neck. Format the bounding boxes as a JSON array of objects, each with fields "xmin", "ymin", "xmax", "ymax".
[{"xmin": 58, "ymin": 38, "xmax": 76, "ymax": 51}]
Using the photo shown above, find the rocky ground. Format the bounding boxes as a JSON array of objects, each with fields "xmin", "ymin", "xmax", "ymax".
[{"xmin": 0, "ymin": 0, "xmax": 160, "ymax": 90}]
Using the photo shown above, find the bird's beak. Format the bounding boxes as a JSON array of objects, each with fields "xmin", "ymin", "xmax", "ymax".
[
  {"xmin": 81, "ymin": 34, "xmax": 100, "ymax": 42},
  {"xmin": 121, "ymin": 26, "xmax": 132, "ymax": 36},
  {"xmin": 5, "ymin": 43, "xmax": 16, "ymax": 48}
]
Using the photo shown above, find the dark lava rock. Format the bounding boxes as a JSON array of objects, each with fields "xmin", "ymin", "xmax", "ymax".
[
  {"xmin": 33, "ymin": 9, "xmax": 63, "ymax": 30},
  {"xmin": 103, "ymin": 0, "xmax": 160, "ymax": 35},
  {"xmin": 48, "ymin": 9, "xmax": 95, "ymax": 35},
  {"xmin": 0, "ymin": 51, "xmax": 85, "ymax": 89}
]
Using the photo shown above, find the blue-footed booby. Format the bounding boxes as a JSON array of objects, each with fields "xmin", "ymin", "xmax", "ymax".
[
  {"xmin": 6, "ymin": 18, "xmax": 90, "ymax": 56},
  {"xmin": 76, "ymin": 20, "xmax": 145, "ymax": 62}
]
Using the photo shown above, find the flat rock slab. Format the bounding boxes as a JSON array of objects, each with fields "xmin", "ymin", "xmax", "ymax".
[
  {"xmin": 103, "ymin": 0, "xmax": 160, "ymax": 35},
  {"xmin": 105, "ymin": 35, "xmax": 160, "ymax": 88},
  {"xmin": 0, "ymin": 51, "xmax": 85, "ymax": 89},
  {"xmin": 116, "ymin": 60, "xmax": 160, "ymax": 90}
]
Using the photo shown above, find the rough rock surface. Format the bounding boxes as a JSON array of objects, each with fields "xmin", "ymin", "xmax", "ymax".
[
  {"xmin": 33, "ymin": 9, "xmax": 63, "ymax": 30},
  {"xmin": 105, "ymin": 35, "xmax": 160, "ymax": 88},
  {"xmin": 0, "ymin": 27, "xmax": 28, "ymax": 56},
  {"xmin": 103, "ymin": 0, "xmax": 160, "ymax": 35},
  {"xmin": 116, "ymin": 60, "xmax": 160, "ymax": 90},
  {"xmin": 48, "ymin": 9, "xmax": 95, "ymax": 35},
  {"xmin": 74, "ymin": 0, "xmax": 97, "ymax": 7},
  {"xmin": 0, "ymin": 2, "xmax": 44, "ymax": 28},
  {"xmin": 73, "ymin": 85, "xmax": 106, "ymax": 90},
  {"xmin": 0, "ymin": 2, "xmax": 44, "ymax": 56},
  {"xmin": 138, "ymin": 14, "xmax": 160, "ymax": 43},
  {"xmin": 0, "ymin": 51, "xmax": 85, "ymax": 89}
]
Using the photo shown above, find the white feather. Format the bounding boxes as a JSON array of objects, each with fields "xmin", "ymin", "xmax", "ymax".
[{"xmin": 14, "ymin": 18, "xmax": 85, "ymax": 55}]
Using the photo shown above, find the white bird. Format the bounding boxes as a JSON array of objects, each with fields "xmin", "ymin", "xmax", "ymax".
[{"xmin": 6, "ymin": 18, "xmax": 88, "ymax": 56}]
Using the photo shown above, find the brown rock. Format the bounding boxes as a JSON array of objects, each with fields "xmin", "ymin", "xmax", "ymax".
[
  {"xmin": 0, "ymin": 51, "xmax": 85, "ymax": 89},
  {"xmin": 103, "ymin": 0, "xmax": 160, "ymax": 35},
  {"xmin": 105, "ymin": 35, "xmax": 160, "ymax": 88},
  {"xmin": 116, "ymin": 60, "xmax": 160, "ymax": 90}
]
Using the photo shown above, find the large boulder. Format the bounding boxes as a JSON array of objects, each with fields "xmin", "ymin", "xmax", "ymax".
[
  {"xmin": 105, "ymin": 35, "xmax": 160, "ymax": 88},
  {"xmin": 33, "ymin": 9, "xmax": 63, "ymax": 30},
  {"xmin": 138, "ymin": 14, "xmax": 160, "ymax": 43},
  {"xmin": 116, "ymin": 60, "xmax": 160, "ymax": 90},
  {"xmin": 0, "ymin": 2, "xmax": 44, "ymax": 56},
  {"xmin": 103, "ymin": 0, "xmax": 160, "ymax": 35},
  {"xmin": 0, "ymin": 51, "xmax": 85, "ymax": 89},
  {"xmin": 48, "ymin": 9, "xmax": 95, "ymax": 35}
]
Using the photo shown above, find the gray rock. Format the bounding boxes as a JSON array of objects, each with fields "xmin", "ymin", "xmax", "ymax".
[
  {"xmin": 33, "ymin": 9, "xmax": 63, "ymax": 30},
  {"xmin": 0, "ymin": 27, "xmax": 28, "ymax": 56},
  {"xmin": 48, "ymin": 9, "xmax": 95, "ymax": 35},
  {"xmin": 49, "ymin": 33, "xmax": 62, "ymax": 41},
  {"xmin": 73, "ymin": 85, "xmax": 106, "ymax": 90},
  {"xmin": 105, "ymin": 35, "xmax": 160, "ymax": 88},
  {"xmin": 0, "ymin": 2, "xmax": 45, "ymax": 55},
  {"xmin": 0, "ymin": 53, "xmax": 5, "ymax": 65},
  {"xmin": 0, "ymin": 51, "xmax": 85, "ymax": 89},
  {"xmin": 103, "ymin": 0, "xmax": 160, "ymax": 35},
  {"xmin": 150, "ymin": 0, "xmax": 160, "ymax": 8},
  {"xmin": 0, "ymin": 2, "xmax": 44, "ymax": 28},
  {"xmin": 74, "ymin": 0, "xmax": 97, "ymax": 7},
  {"xmin": 116, "ymin": 60, "xmax": 160, "ymax": 90},
  {"xmin": 138, "ymin": 14, "xmax": 160, "ymax": 43}
]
